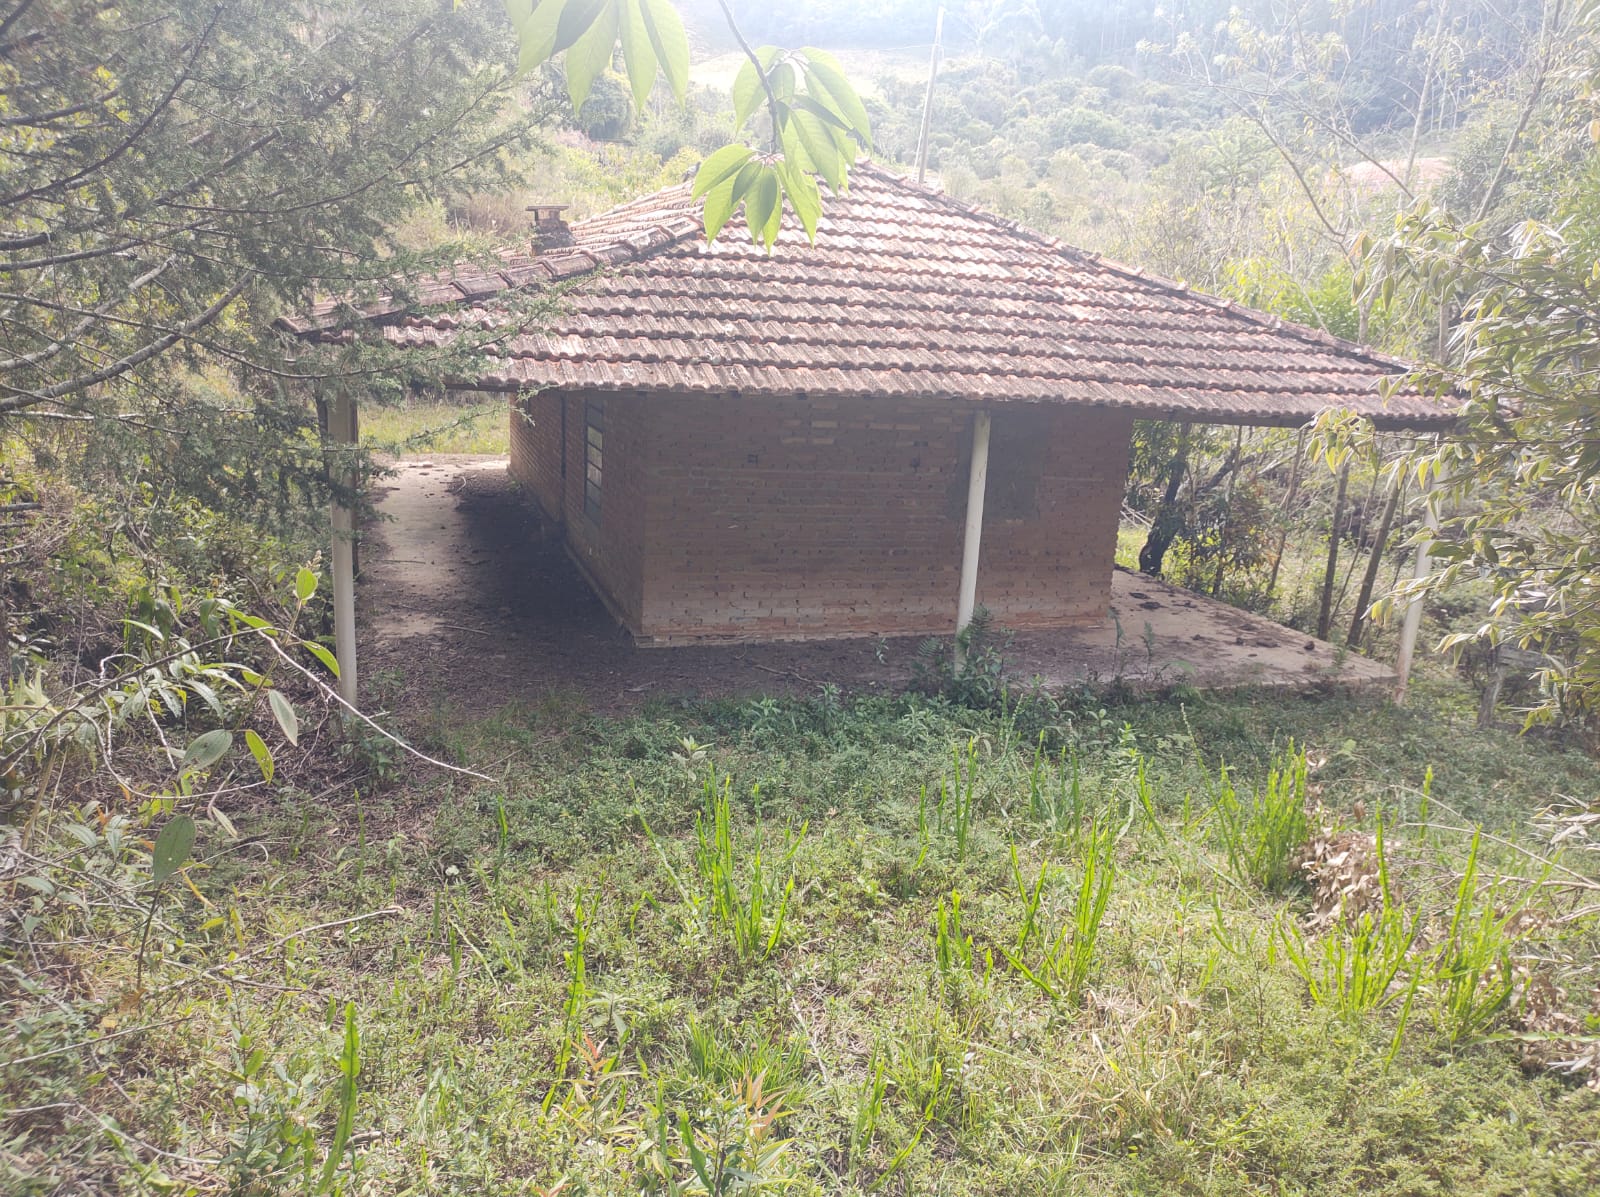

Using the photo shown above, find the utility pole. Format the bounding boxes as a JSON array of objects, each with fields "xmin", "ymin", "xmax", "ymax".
[{"xmin": 915, "ymin": 8, "xmax": 945, "ymax": 184}]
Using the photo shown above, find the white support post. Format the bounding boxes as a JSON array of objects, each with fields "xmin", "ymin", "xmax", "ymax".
[
  {"xmin": 1394, "ymin": 463, "xmax": 1442, "ymax": 705},
  {"xmin": 327, "ymin": 389, "xmax": 359, "ymax": 707},
  {"xmin": 954, "ymin": 409, "xmax": 992, "ymax": 671}
]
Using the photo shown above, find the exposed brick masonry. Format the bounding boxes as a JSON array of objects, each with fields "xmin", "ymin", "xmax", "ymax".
[
  {"xmin": 511, "ymin": 391, "xmax": 649, "ymax": 630},
  {"xmin": 513, "ymin": 389, "xmax": 1133, "ymax": 644}
]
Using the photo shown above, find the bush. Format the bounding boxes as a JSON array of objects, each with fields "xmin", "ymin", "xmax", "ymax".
[
  {"xmin": 572, "ymin": 71, "xmax": 633, "ymax": 141},
  {"xmin": 1047, "ymin": 106, "xmax": 1134, "ymax": 150}
]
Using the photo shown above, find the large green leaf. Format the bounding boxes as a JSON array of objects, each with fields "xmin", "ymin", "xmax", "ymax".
[
  {"xmin": 503, "ymin": 0, "xmax": 535, "ymax": 33},
  {"xmin": 778, "ymin": 160, "xmax": 822, "ymax": 242},
  {"xmin": 746, "ymin": 168, "xmax": 782, "ymax": 249},
  {"xmin": 151, "ymin": 815, "xmax": 196, "ymax": 886},
  {"xmin": 515, "ymin": 0, "xmax": 569, "ymax": 73},
  {"xmin": 566, "ymin": 0, "xmax": 619, "ymax": 112},
  {"xmin": 181, "ymin": 728, "xmax": 233, "ymax": 772},
  {"xmin": 554, "ymin": 0, "xmax": 609, "ymax": 54},
  {"xmin": 704, "ymin": 161, "xmax": 763, "ymax": 242},
  {"xmin": 791, "ymin": 94, "xmax": 851, "ymax": 133},
  {"xmin": 617, "ymin": 0, "xmax": 658, "ymax": 109},
  {"xmin": 731, "ymin": 46, "xmax": 782, "ymax": 131},
  {"xmin": 245, "ymin": 729, "xmax": 275, "ymax": 783},
  {"xmin": 800, "ymin": 47, "xmax": 872, "ymax": 148},
  {"xmin": 268, "ymin": 689, "xmax": 299, "ymax": 746},
  {"xmin": 786, "ymin": 107, "xmax": 848, "ymax": 192},
  {"xmin": 304, "ymin": 640, "xmax": 340, "ymax": 677},
  {"xmin": 769, "ymin": 60, "xmax": 797, "ymax": 106},
  {"xmin": 294, "ymin": 567, "xmax": 318, "ymax": 604},
  {"xmin": 637, "ymin": 0, "xmax": 689, "ymax": 102},
  {"xmin": 702, "ymin": 172, "xmax": 743, "ymax": 242},
  {"xmin": 692, "ymin": 143, "xmax": 754, "ymax": 199}
]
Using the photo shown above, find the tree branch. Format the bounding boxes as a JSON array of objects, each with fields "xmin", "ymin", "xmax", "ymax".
[
  {"xmin": 1473, "ymin": 0, "xmax": 1562, "ymax": 223},
  {"xmin": 717, "ymin": 0, "xmax": 782, "ymax": 154},
  {"xmin": 0, "ymin": 255, "xmax": 178, "ymax": 372},
  {"xmin": 0, "ymin": 4, "xmax": 222, "ymax": 209},
  {"xmin": 0, "ymin": 275, "xmax": 249, "ymax": 413}
]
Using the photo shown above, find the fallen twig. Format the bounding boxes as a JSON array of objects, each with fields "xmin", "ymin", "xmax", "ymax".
[
  {"xmin": 150, "ymin": 906, "xmax": 404, "ymax": 997},
  {"xmin": 255, "ymin": 631, "xmax": 496, "ymax": 783}
]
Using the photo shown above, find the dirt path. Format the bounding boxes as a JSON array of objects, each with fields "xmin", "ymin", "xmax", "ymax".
[
  {"xmin": 357, "ymin": 457, "xmax": 1392, "ymax": 719},
  {"xmin": 358, "ymin": 458, "xmax": 910, "ymax": 716}
]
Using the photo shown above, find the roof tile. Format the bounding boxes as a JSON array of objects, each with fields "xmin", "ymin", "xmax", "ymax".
[{"xmin": 283, "ymin": 163, "xmax": 1454, "ymax": 428}]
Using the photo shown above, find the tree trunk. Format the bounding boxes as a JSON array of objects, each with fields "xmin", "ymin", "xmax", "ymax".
[
  {"xmin": 1317, "ymin": 461, "xmax": 1350, "ymax": 641},
  {"xmin": 1347, "ymin": 468, "xmax": 1404, "ymax": 649},
  {"xmin": 1210, "ymin": 426, "xmax": 1245, "ymax": 597},
  {"xmin": 1477, "ymin": 643, "xmax": 1505, "ymax": 729},
  {"xmin": 1265, "ymin": 425, "xmax": 1307, "ymax": 603},
  {"xmin": 1139, "ymin": 423, "xmax": 1191, "ymax": 577}
]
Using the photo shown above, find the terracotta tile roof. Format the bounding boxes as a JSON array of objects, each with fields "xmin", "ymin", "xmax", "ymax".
[{"xmin": 281, "ymin": 163, "xmax": 1455, "ymax": 429}]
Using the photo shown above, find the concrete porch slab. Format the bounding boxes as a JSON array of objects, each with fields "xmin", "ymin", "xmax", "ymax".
[
  {"xmin": 357, "ymin": 458, "xmax": 1393, "ymax": 716},
  {"xmin": 1027, "ymin": 568, "xmax": 1394, "ymax": 692}
]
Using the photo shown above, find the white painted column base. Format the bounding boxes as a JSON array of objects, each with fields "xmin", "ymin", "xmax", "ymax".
[
  {"xmin": 954, "ymin": 409, "xmax": 992, "ymax": 671},
  {"xmin": 327, "ymin": 390, "xmax": 359, "ymax": 707}
]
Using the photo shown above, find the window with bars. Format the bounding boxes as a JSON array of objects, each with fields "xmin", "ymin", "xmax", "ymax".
[{"xmin": 584, "ymin": 400, "xmax": 603, "ymax": 521}]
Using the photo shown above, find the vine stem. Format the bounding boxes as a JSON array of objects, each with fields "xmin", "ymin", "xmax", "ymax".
[
  {"xmin": 133, "ymin": 881, "xmax": 163, "ymax": 1000},
  {"xmin": 716, "ymin": 0, "xmax": 782, "ymax": 154},
  {"xmin": 255, "ymin": 630, "xmax": 495, "ymax": 782}
]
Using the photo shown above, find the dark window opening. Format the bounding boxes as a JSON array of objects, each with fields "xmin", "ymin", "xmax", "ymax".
[{"xmin": 584, "ymin": 400, "xmax": 604, "ymax": 521}]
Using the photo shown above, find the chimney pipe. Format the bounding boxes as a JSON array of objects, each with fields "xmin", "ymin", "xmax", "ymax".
[{"xmin": 527, "ymin": 204, "xmax": 573, "ymax": 253}]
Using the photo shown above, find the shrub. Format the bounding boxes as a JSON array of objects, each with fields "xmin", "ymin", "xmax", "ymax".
[{"xmin": 1213, "ymin": 741, "xmax": 1311, "ymax": 893}]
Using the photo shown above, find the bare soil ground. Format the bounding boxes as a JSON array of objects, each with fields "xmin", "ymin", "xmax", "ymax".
[{"xmin": 358, "ymin": 457, "xmax": 1393, "ymax": 717}]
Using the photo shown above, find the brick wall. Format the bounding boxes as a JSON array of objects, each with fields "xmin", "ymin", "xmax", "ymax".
[
  {"xmin": 508, "ymin": 389, "xmax": 650, "ymax": 632},
  {"xmin": 508, "ymin": 391, "xmax": 564, "ymax": 522},
  {"xmin": 634, "ymin": 395, "xmax": 1134, "ymax": 643}
]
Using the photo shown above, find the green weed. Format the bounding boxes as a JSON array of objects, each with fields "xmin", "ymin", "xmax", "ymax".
[
  {"xmin": 1028, "ymin": 733, "xmax": 1088, "ymax": 846},
  {"xmin": 550, "ymin": 886, "xmax": 595, "ymax": 1083},
  {"xmin": 1213, "ymin": 740, "xmax": 1311, "ymax": 893},
  {"xmin": 933, "ymin": 888, "xmax": 975, "ymax": 981},
  {"xmin": 919, "ymin": 737, "xmax": 981, "ymax": 860},
  {"xmin": 1433, "ymin": 829, "xmax": 1527, "ymax": 1045},
  {"xmin": 1005, "ymin": 816, "xmax": 1118, "ymax": 1006},
  {"xmin": 1280, "ymin": 904, "xmax": 1420, "ymax": 1021},
  {"xmin": 684, "ymin": 1019, "xmax": 807, "ymax": 1093},
  {"xmin": 647, "ymin": 776, "xmax": 806, "ymax": 963},
  {"xmin": 847, "ymin": 1051, "xmax": 890, "ymax": 1181}
]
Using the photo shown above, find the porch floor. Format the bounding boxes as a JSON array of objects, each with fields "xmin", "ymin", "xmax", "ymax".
[{"xmin": 358, "ymin": 458, "xmax": 1393, "ymax": 716}]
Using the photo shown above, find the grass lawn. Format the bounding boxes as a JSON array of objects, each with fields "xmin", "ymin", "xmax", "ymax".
[
  {"xmin": 7, "ymin": 685, "xmax": 1600, "ymax": 1194},
  {"xmin": 360, "ymin": 396, "xmax": 510, "ymax": 456}
]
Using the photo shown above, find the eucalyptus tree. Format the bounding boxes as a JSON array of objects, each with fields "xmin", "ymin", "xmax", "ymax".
[{"xmin": 1, "ymin": 0, "xmax": 540, "ymax": 518}]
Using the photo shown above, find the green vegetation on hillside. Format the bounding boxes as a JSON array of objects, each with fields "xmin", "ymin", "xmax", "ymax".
[
  {"xmin": 6, "ymin": 687, "xmax": 1599, "ymax": 1193},
  {"xmin": 9, "ymin": 2, "xmax": 1600, "ymax": 1192}
]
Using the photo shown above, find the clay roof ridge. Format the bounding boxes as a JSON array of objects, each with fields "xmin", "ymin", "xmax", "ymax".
[
  {"xmin": 853, "ymin": 159, "xmax": 1419, "ymax": 379},
  {"xmin": 275, "ymin": 192, "xmax": 704, "ymax": 336}
]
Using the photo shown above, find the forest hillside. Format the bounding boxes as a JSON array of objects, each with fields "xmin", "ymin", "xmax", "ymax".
[{"xmin": 3, "ymin": 2, "xmax": 1599, "ymax": 1194}]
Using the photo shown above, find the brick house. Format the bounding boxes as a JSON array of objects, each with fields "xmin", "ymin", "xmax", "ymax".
[{"xmin": 285, "ymin": 164, "xmax": 1453, "ymax": 649}]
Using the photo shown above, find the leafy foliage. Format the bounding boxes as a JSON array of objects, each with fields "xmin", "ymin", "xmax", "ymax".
[
  {"xmin": 1, "ymin": 0, "xmax": 529, "ymax": 424},
  {"xmin": 1378, "ymin": 46, "xmax": 1600, "ymax": 723},
  {"xmin": 511, "ymin": 0, "xmax": 872, "ymax": 247}
]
